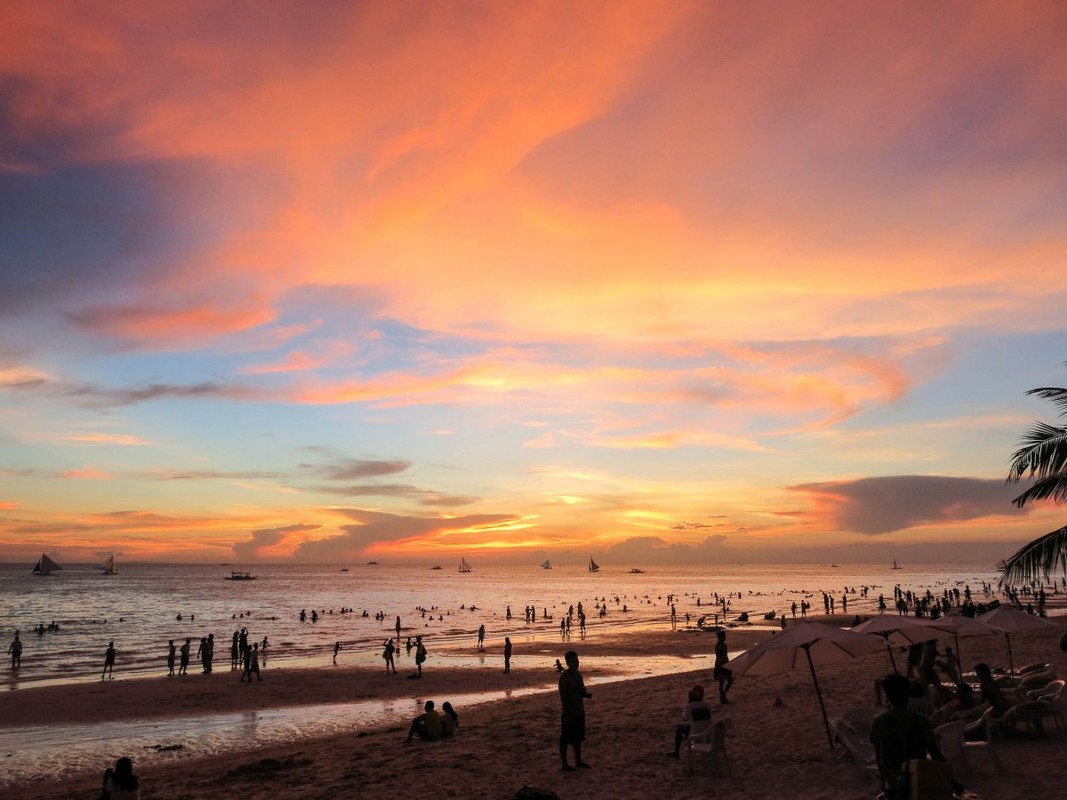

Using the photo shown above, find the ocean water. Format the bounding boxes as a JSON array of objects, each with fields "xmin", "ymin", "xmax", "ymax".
[{"xmin": 0, "ymin": 560, "xmax": 1006, "ymax": 689}]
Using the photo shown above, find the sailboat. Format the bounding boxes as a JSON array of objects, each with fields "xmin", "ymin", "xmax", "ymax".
[
  {"xmin": 32, "ymin": 554, "xmax": 62, "ymax": 576},
  {"xmin": 98, "ymin": 553, "xmax": 117, "ymax": 575},
  {"xmin": 541, "ymin": 559, "xmax": 552, "ymax": 570},
  {"xmin": 588, "ymin": 557, "xmax": 599, "ymax": 573},
  {"xmin": 459, "ymin": 557, "xmax": 472, "ymax": 573},
  {"xmin": 891, "ymin": 559, "xmax": 903, "ymax": 570}
]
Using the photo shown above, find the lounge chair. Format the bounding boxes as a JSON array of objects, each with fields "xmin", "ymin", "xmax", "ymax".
[
  {"xmin": 962, "ymin": 707, "xmax": 1005, "ymax": 774},
  {"xmin": 831, "ymin": 717, "xmax": 877, "ymax": 782},
  {"xmin": 686, "ymin": 716, "xmax": 731, "ymax": 775},
  {"xmin": 934, "ymin": 720, "xmax": 968, "ymax": 781}
]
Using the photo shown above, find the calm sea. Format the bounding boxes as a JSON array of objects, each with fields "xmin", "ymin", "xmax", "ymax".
[{"xmin": 0, "ymin": 560, "xmax": 1005, "ymax": 689}]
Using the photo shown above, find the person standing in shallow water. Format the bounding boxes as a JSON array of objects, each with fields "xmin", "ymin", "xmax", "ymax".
[
  {"xmin": 9, "ymin": 631, "xmax": 22, "ymax": 669},
  {"xmin": 477, "ymin": 624, "xmax": 485, "ymax": 650},
  {"xmin": 383, "ymin": 639, "xmax": 397, "ymax": 674},
  {"xmin": 503, "ymin": 637, "xmax": 513, "ymax": 673},
  {"xmin": 713, "ymin": 629, "xmax": 733, "ymax": 704},
  {"xmin": 414, "ymin": 635, "xmax": 427, "ymax": 677},
  {"xmin": 166, "ymin": 640, "xmax": 176, "ymax": 676},
  {"xmin": 558, "ymin": 649, "xmax": 592, "ymax": 770},
  {"xmin": 178, "ymin": 638, "xmax": 190, "ymax": 675}
]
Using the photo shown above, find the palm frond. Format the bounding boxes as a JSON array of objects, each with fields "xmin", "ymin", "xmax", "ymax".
[
  {"xmin": 998, "ymin": 525, "xmax": 1067, "ymax": 586},
  {"xmin": 1007, "ymin": 422, "xmax": 1067, "ymax": 482},
  {"xmin": 1011, "ymin": 474, "xmax": 1067, "ymax": 508},
  {"xmin": 1025, "ymin": 386, "xmax": 1067, "ymax": 417}
]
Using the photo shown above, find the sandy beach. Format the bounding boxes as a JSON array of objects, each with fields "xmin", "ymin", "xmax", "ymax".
[{"xmin": 3, "ymin": 619, "xmax": 1065, "ymax": 800}]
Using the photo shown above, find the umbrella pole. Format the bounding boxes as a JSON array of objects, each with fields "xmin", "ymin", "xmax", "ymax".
[
  {"xmin": 885, "ymin": 639, "xmax": 899, "ymax": 673},
  {"xmin": 1006, "ymin": 633, "xmax": 1015, "ymax": 677},
  {"xmin": 803, "ymin": 645, "xmax": 835, "ymax": 750},
  {"xmin": 954, "ymin": 633, "xmax": 963, "ymax": 682}
]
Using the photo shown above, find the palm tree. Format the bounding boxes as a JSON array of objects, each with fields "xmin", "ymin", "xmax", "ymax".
[{"xmin": 1004, "ymin": 382, "xmax": 1067, "ymax": 585}]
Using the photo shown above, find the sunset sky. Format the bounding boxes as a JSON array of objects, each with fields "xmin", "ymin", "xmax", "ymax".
[{"xmin": 2, "ymin": 1, "xmax": 1067, "ymax": 565}]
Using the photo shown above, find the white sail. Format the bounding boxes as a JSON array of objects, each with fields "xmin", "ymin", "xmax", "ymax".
[
  {"xmin": 32, "ymin": 553, "xmax": 62, "ymax": 576},
  {"xmin": 588, "ymin": 557, "xmax": 599, "ymax": 573},
  {"xmin": 99, "ymin": 553, "xmax": 116, "ymax": 574},
  {"xmin": 459, "ymin": 557, "xmax": 472, "ymax": 573}
]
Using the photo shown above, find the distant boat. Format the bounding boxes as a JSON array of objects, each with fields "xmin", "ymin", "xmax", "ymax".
[
  {"xmin": 366, "ymin": 561, "xmax": 378, "ymax": 565},
  {"xmin": 98, "ymin": 553, "xmax": 117, "ymax": 575},
  {"xmin": 542, "ymin": 559, "xmax": 552, "ymax": 569},
  {"xmin": 588, "ymin": 557, "xmax": 599, "ymax": 573},
  {"xmin": 431, "ymin": 565, "xmax": 442, "ymax": 570},
  {"xmin": 629, "ymin": 568, "xmax": 645, "ymax": 574},
  {"xmin": 340, "ymin": 568, "xmax": 349, "ymax": 572},
  {"xmin": 892, "ymin": 560, "xmax": 902, "ymax": 570},
  {"xmin": 32, "ymin": 554, "xmax": 62, "ymax": 576},
  {"xmin": 225, "ymin": 570, "xmax": 256, "ymax": 581},
  {"xmin": 459, "ymin": 557, "xmax": 472, "ymax": 573}
]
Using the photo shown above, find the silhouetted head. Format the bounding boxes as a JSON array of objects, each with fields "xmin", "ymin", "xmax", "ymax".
[
  {"xmin": 975, "ymin": 663, "xmax": 992, "ymax": 679},
  {"xmin": 716, "ymin": 630, "xmax": 726, "ymax": 642},
  {"xmin": 882, "ymin": 673, "xmax": 910, "ymax": 706},
  {"xmin": 689, "ymin": 685, "xmax": 705, "ymax": 702},
  {"xmin": 112, "ymin": 756, "xmax": 138, "ymax": 790},
  {"xmin": 564, "ymin": 650, "xmax": 579, "ymax": 670},
  {"xmin": 424, "ymin": 700, "xmax": 435, "ymax": 711}
]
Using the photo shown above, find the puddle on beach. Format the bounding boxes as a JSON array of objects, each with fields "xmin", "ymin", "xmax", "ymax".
[{"xmin": 0, "ymin": 654, "xmax": 695, "ymax": 785}]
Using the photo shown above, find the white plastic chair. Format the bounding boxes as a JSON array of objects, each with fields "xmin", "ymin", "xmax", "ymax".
[
  {"xmin": 686, "ymin": 716, "xmax": 731, "ymax": 775},
  {"xmin": 963, "ymin": 707, "xmax": 1005, "ymax": 774}
]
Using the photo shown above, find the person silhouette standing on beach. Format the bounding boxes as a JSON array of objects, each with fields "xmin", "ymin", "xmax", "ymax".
[
  {"xmin": 230, "ymin": 631, "xmax": 239, "ymax": 670},
  {"xmin": 382, "ymin": 639, "xmax": 397, "ymax": 673},
  {"xmin": 102, "ymin": 641, "xmax": 116, "ymax": 680},
  {"xmin": 197, "ymin": 637, "xmax": 209, "ymax": 673},
  {"xmin": 504, "ymin": 637, "xmax": 513, "ymax": 673},
  {"xmin": 8, "ymin": 631, "xmax": 22, "ymax": 669},
  {"xmin": 333, "ymin": 641, "xmax": 341, "ymax": 664},
  {"xmin": 179, "ymin": 638, "xmax": 191, "ymax": 676},
  {"xmin": 558, "ymin": 650, "xmax": 592, "ymax": 770},
  {"xmin": 166, "ymin": 640, "xmax": 176, "ymax": 676},
  {"xmin": 414, "ymin": 635, "xmax": 427, "ymax": 677},
  {"xmin": 477, "ymin": 624, "xmax": 485, "ymax": 650},
  {"xmin": 396, "ymin": 616, "xmax": 402, "ymax": 640},
  {"xmin": 713, "ymin": 630, "xmax": 733, "ymax": 704}
]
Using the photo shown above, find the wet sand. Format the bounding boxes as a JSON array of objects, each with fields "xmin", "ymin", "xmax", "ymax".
[{"xmin": 2, "ymin": 620, "xmax": 1065, "ymax": 799}]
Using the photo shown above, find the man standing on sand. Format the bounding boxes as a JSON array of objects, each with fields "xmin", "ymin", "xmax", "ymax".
[
  {"xmin": 414, "ymin": 635, "xmax": 427, "ymax": 677},
  {"xmin": 477, "ymin": 624, "xmax": 485, "ymax": 650},
  {"xmin": 713, "ymin": 629, "xmax": 733, "ymax": 704},
  {"xmin": 179, "ymin": 638, "xmax": 191, "ymax": 675},
  {"xmin": 558, "ymin": 649, "xmax": 592, "ymax": 771},
  {"xmin": 167, "ymin": 640, "xmax": 176, "ymax": 676},
  {"xmin": 8, "ymin": 631, "xmax": 22, "ymax": 669},
  {"xmin": 102, "ymin": 641, "xmax": 116, "ymax": 680},
  {"xmin": 503, "ymin": 637, "xmax": 513, "ymax": 673}
]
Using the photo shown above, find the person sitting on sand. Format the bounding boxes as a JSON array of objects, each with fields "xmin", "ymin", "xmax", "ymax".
[
  {"xmin": 441, "ymin": 701, "xmax": 459, "ymax": 736},
  {"xmin": 870, "ymin": 673, "xmax": 947, "ymax": 800},
  {"xmin": 406, "ymin": 700, "xmax": 442, "ymax": 742},
  {"xmin": 668, "ymin": 684, "xmax": 713, "ymax": 758},
  {"xmin": 102, "ymin": 755, "xmax": 140, "ymax": 800}
]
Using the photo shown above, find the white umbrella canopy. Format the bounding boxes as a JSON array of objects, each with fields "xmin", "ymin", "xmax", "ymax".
[
  {"xmin": 976, "ymin": 606, "xmax": 1056, "ymax": 675},
  {"xmin": 725, "ymin": 622, "xmax": 885, "ymax": 749},
  {"xmin": 851, "ymin": 615, "xmax": 938, "ymax": 673}
]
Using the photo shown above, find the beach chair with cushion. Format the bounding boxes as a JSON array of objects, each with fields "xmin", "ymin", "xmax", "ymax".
[{"xmin": 686, "ymin": 716, "xmax": 731, "ymax": 775}]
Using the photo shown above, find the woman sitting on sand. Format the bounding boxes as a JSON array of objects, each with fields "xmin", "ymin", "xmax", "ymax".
[
  {"xmin": 441, "ymin": 701, "xmax": 459, "ymax": 736},
  {"xmin": 102, "ymin": 756, "xmax": 140, "ymax": 800}
]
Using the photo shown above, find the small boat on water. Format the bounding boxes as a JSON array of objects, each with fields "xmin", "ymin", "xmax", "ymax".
[
  {"xmin": 891, "ymin": 559, "xmax": 903, "ymax": 570},
  {"xmin": 431, "ymin": 565, "xmax": 442, "ymax": 570},
  {"xmin": 98, "ymin": 553, "xmax": 117, "ymax": 575},
  {"xmin": 32, "ymin": 554, "xmax": 62, "ymax": 576},
  {"xmin": 541, "ymin": 559, "xmax": 552, "ymax": 570},
  {"xmin": 588, "ymin": 557, "xmax": 599, "ymax": 573},
  {"xmin": 225, "ymin": 570, "xmax": 257, "ymax": 581},
  {"xmin": 366, "ymin": 561, "xmax": 378, "ymax": 565},
  {"xmin": 629, "ymin": 567, "xmax": 645, "ymax": 574},
  {"xmin": 459, "ymin": 557, "xmax": 472, "ymax": 573}
]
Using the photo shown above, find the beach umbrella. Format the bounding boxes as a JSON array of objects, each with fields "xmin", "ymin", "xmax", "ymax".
[
  {"xmin": 850, "ymin": 616, "xmax": 936, "ymax": 674},
  {"xmin": 724, "ymin": 622, "xmax": 884, "ymax": 749},
  {"xmin": 918, "ymin": 615, "xmax": 997, "ymax": 680},
  {"xmin": 976, "ymin": 606, "xmax": 1056, "ymax": 676}
]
